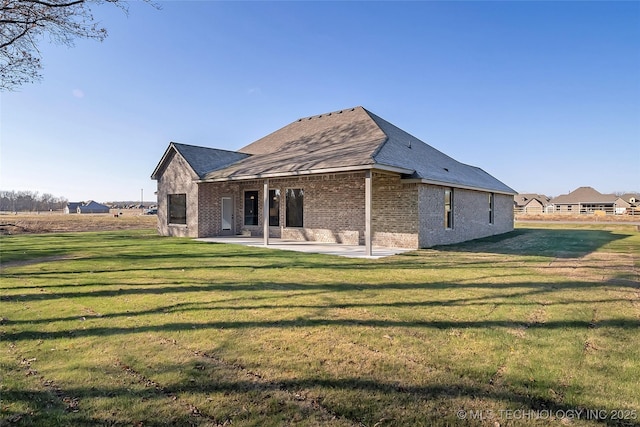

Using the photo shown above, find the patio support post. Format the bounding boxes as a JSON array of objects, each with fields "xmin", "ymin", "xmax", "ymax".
[
  {"xmin": 263, "ymin": 179, "xmax": 269, "ymax": 246},
  {"xmin": 365, "ymin": 170, "xmax": 372, "ymax": 256}
]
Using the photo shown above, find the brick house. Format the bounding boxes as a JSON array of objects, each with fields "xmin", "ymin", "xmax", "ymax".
[
  {"xmin": 514, "ymin": 193, "xmax": 551, "ymax": 214},
  {"xmin": 151, "ymin": 107, "xmax": 516, "ymax": 253},
  {"xmin": 550, "ymin": 186, "xmax": 632, "ymax": 215}
]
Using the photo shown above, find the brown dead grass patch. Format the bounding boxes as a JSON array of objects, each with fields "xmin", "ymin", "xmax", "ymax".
[
  {"xmin": 0, "ymin": 213, "xmax": 156, "ymax": 235},
  {"xmin": 541, "ymin": 251, "xmax": 637, "ymax": 283}
]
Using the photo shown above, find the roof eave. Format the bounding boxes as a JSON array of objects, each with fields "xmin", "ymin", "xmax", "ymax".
[
  {"xmin": 197, "ymin": 163, "xmax": 414, "ymax": 183},
  {"xmin": 402, "ymin": 178, "xmax": 517, "ymax": 195}
]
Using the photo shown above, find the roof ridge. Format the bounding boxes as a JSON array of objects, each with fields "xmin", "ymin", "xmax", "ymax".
[
  {"xmin": 295, "ymin": 106, "xmax": 363, "ymax": 122},
  {"xmin": 360, "ymin": 108, "xmax": 390, "ymax": 161}
]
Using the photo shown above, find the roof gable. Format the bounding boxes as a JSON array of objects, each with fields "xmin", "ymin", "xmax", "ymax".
[
  {"xmin": 619, "ymin": 193, "xmax": 640, "ymax": 204},
  {"xmin": 514, "ymin": 193, "xmax": 550, "ymax": 207}
]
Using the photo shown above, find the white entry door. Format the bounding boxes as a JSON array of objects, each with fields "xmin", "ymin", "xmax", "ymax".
[{"xmin": 221, "ymin": 196, "xmax": 233, "ymax": 235}]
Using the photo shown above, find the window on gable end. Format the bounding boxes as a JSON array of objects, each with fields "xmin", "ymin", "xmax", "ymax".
[{"xmin": 168, "ymin": 194, "xmax": 187, "ymax": 225}]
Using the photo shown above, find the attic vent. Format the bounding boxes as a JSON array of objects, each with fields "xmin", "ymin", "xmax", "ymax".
[
  {"xmin": 350, "ymin": 108, "xmax": 355, "ymax": 111},
  {"xmin": 338, "ymin": 110, "xmax": 343, "ymax": 114},
  {"xmin": 443, "ymin": 168, "xmax": 449, "ymax": 172}
]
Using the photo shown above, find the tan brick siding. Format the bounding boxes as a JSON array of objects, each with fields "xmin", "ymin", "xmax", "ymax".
[
  {"xmin": 198, "ymin": 173, "xmax": 368, "ymax": 245},
  {"xmin": 522, "ymin": 199, "xmax": 544, "ymax": 214},
  {"xmin": 155, "ymin": 151, "xmax": 199, "ymax": 237},
  {"xmin": 371, "ymin": 173, "xmax": 419, "ymax": 248},
  {"xmin": 418, "ymin": 186, "xmax": 514, "ymax": 247},
  {"xmin": 157, "ymin": 161, "xmax": 514, "ymax": 249}
]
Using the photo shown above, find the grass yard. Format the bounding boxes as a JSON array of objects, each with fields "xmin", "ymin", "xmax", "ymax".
[{"xmin": 1, "ymin": 223, "xmax": 638, "ymax": 426}]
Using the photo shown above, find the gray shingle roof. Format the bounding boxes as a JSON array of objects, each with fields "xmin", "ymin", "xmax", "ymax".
[
  {"xmin": 204, "ymin": 107, "xmax": 386, "ymax": 179},
  {"xmin": 514, "ymin": 194, "xmax": 550, "ymax": 208},
  {"xmin": 151, "ymin": 142, "xmax": 250, "ymax": 180},
  {"xmin": 619, "ymin": 193, "xmax": 640, "ymax": 205},
  {"xmin": 550, "ymin": 187, "xmax": 617, "ymax": 204},
  {"xmin": 367, "ymin": 110, "xmax": 515, "ymax": 194},
  {"xmin": 201, "ymin": 106, "xmax": 515, "ymax": 194},
  {"xmin": 78, "ymin": 201, "xmax": 110, "ymax": 213}
]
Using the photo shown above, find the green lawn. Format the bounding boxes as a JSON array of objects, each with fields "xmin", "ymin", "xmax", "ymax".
[{"xmin": 1, "ymin": 224, "xmax": 639, "ymax": 426}]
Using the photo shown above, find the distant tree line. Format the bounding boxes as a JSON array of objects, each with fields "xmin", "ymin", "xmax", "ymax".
[{"xmin": 0, "ymin": 190, "xmax": 68, "ymax": 212}]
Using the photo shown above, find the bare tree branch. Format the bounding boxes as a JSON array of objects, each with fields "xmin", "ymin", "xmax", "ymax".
[{"xmin": 0, "ymin": 0, "xmax": 156, "ymax": 90}]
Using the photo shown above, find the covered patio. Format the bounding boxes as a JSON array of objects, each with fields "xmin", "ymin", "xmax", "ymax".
[{"xmin": 195, "ymin": 237, "xmax": 413, "ymax": 259}]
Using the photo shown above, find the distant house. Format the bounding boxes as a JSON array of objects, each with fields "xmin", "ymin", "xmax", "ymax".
[
  {"xmin": 514, "ymin": 193, "xmax": 550, "ymax": 214},
  {"xmin": 65, "ymin": 201, "xmax": 110, "ymax": 214},
  {"xmin": 151, "ymin": 106, "xmax": 516, "ymax": 252},
  {"xmin": 64, "ymin": 202, "xmax": 82, "ymax": 214},
  {"xmin": 619, "ymin": 193, "xmax": 640, "ymax": 206},
  {"xmin": 549, "ymin": 187, "xmax": 631, "ymax": 215}
]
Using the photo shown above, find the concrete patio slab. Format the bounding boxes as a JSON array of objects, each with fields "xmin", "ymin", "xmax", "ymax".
[{"xmin": 195, "ymin": 237, "xmax": 413, "ymax": 259}]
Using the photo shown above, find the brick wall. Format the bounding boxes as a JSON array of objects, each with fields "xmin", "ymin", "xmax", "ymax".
[
  {"xmin": 198, "ymin": 173, "xmax": 369, "ymax": 245},
  {"xmin": 199, "ymin": 181, "xmax": 248, "ymax": 237},
  {"xmin": 371, "ymin": 173, "xmax": 419, "ymax": 248},
  {"xmin": 155, "ymin": 151, "xmax": 199, "ymax": 237},
  {"xmin": 157, "ymin": 162, "xmax": 514, "ymax": 249},
  {"xmin": 418, "ymin": 186, "xmax": 514, "ymax": 247}
]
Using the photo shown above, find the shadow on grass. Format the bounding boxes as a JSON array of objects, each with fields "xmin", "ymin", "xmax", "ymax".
[
  {"xmin": 3, "ymin": 271, "xmax": 638, "ymax": 302},
  {"xmin": 1, "ymin": 229, "xmax": 633, "ymax": 281},
  {"xmin": 3, "ymin": 374, "xmax": 639, "ymax": 427},
  {"xmin": 4, "ymin": 315, "xmax": 639, "ymax": 342},
  {"xmin": 431, "ymin": 228, "xmax": 631, "ymax": 258},
  {"xmin": 4, "ymin": 285, "xmax": 634, "ymax": 327}
]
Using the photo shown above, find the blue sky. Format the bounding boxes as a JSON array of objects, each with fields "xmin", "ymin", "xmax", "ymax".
[{"xmin": 1, "ymin": 1, "xmax": 639, "ymax": 202}]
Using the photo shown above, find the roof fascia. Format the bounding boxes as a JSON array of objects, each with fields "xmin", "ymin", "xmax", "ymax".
[
  {"xmin": 402, "ymin": 178, "xmax": 517, "ymax": 195},
  {"xmin": 197, "ymin": 164, "xmax": 414, "ymax": 183}
]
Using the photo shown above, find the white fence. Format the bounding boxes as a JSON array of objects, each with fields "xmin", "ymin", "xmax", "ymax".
[{"xmin": 514, "ymin": 206, "xmax": 639, "ymax": 216}]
